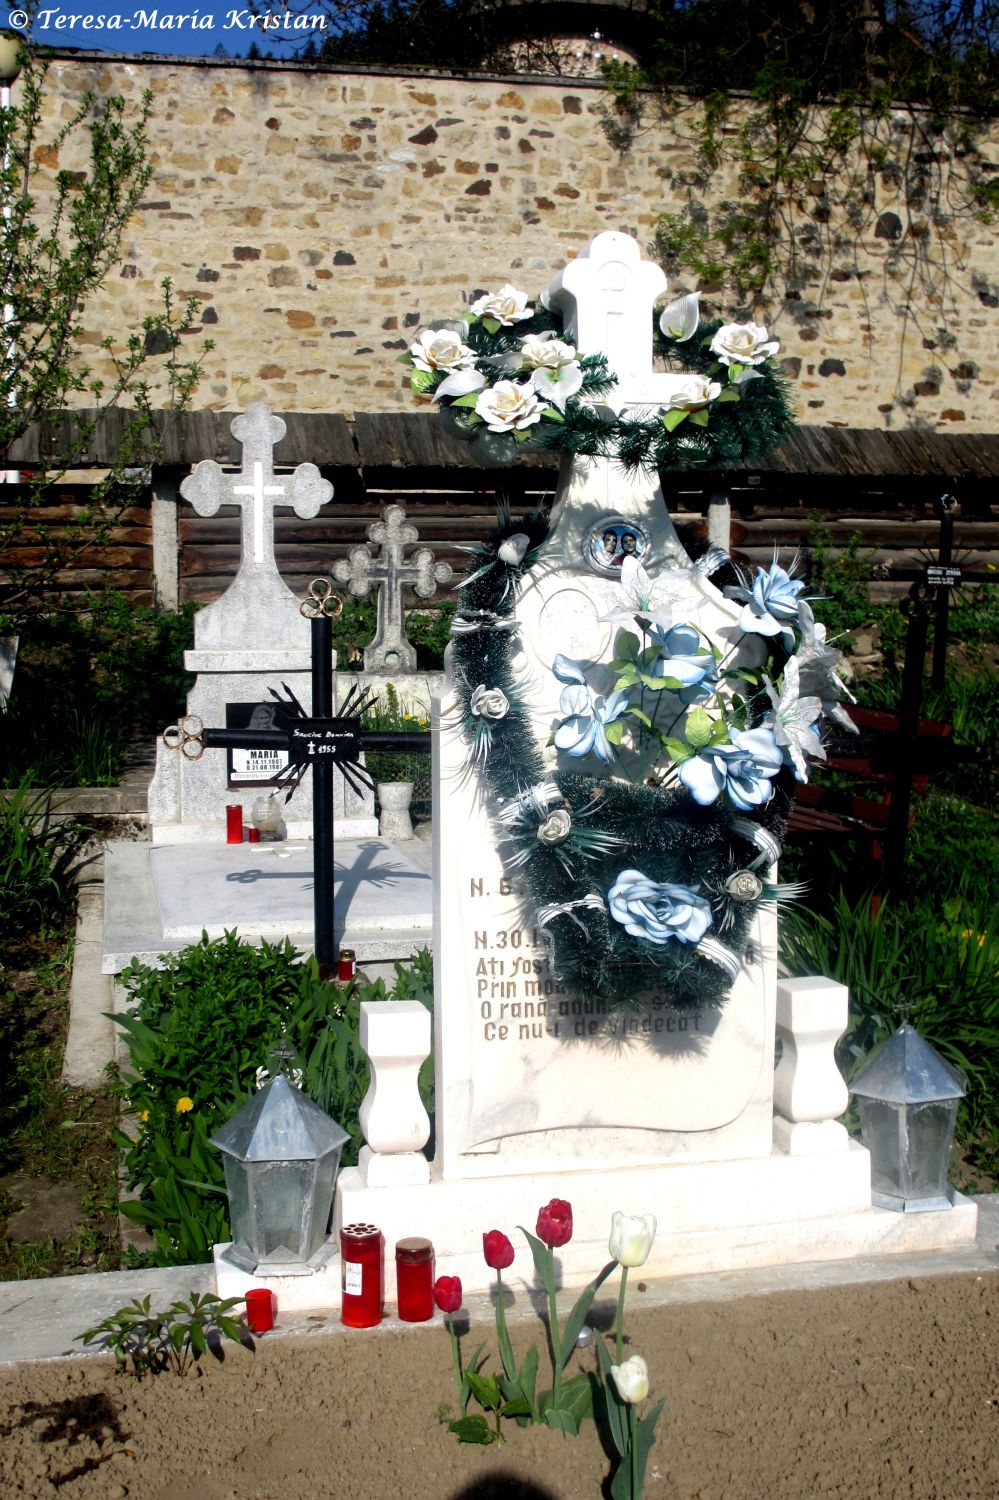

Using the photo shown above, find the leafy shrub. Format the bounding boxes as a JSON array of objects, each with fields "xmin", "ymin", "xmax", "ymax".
[
  {"xmin": 779, "ymin": 888, "xmax": 999, "ymax": 1159},
  {"xmin": 0, "ymin": 781, "xmax": 87, "ymax": 939},
  {"xmin": 330, "ymin": 597, "xmax": 454, "ymax": 672},
  {"xmin": 1, "ymin": 591, "xmax": 195, "ymax": 786},
  {"xmin": 77, "ymin": 1292, "xmax": 251, "ymax": 1377},
  {"xmin": 114, "ymin": 933, "xmax": 432, "ymax": 1267}
]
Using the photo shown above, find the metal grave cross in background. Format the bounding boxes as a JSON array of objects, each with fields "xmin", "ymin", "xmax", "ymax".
[
  {"xmin": 333, "ymin": 503, "xmax": 453, "ymax": 672},
  {"xmin": 181, "ymin": 401, "xmax": 332, "ymax": 585}
]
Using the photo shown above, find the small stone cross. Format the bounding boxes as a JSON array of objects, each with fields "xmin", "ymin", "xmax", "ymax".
[
  {"xmin": 334, "ymin": 503, "xmax": 453, "ymax": 672},
  {"xmin": 181, "ymin": 402, "xmax": 333, "ymax": 582},
  {"xmin": 548, "ymin": 230, "xmax": 676, "ymax": 411}
]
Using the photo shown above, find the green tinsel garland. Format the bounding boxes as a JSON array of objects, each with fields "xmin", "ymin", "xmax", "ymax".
[
  {"xmin": 426, "ymin": 305, "xmax": 795, "ymax": 474},
  {"xmin": 449, "ymin": 512, "xmax": 794, "ymax": 1013}
]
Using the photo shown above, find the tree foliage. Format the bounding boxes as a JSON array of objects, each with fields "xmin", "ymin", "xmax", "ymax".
[{"xmin": 0, "ymin": 38, "xmax": 209, "ymax": 625}]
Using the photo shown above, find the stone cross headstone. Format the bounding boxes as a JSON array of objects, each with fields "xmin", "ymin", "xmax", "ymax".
[
  {"xmin": 148, "ymin": 403, "xmax": 377, "ymax": 842},
  {"xmin": 333, "ymin": 503, "xmax": 452, "ymax": 673},
  {"xmin": 433, "ymin": 231, "xmax": 776, "ymax": 1179},
  {"xmin": 183, "ymin": 401, "xmax": 332, "ymax": 653}
]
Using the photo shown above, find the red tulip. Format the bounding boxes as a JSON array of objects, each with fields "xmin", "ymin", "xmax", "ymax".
[
  {"xmin": 433, "ymin": 1275, "xmax": 462, "ymax": 1314},
  {"xmin": 482, "ymin": 1229, "xmax": 515, "ymax": 1270},
  {"xmin": 536, "ymin": 1198, "xmax": 573, "ymax": 1248}
]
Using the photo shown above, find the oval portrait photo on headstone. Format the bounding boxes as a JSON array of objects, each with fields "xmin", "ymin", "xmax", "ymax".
[{"xmin": 585, "ymin": 516, "xmax": 650, "ymax": 575}]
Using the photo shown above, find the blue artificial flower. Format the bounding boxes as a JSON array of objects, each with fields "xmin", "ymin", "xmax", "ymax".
[
  {"xmin": 608, "ymin": 869, "xmax": 713, "ymax": 946},
  {"xmin": 648, "ymin": 623, "xmax": 718, "ymax": 705},
  {"xmin": 552, "ymin": 656, "xmax": 630, "ymax": 765},
  {"xmin": 678, "ymin": 726, "xmax": 783, "ymax": 810},
  {"xmin": 725, "ymin": 556, "xmax": 804, "ymax": 645}
]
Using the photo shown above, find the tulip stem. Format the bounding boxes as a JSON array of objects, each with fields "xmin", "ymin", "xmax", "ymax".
[
  {"xmin": 615, "ymin": 1265, "xmax": 629, "ymax": 1365},
  {"xmin": 546, "ymin": 1246, "xmax": 563, "ymax": 1406},
  {"xmin": 495, "ymin": 1268, "xmax": 516, "ymax": 1382},
  {"xmin": 628, "ymin": 1403, "xmax": 638, "ymax": 1499},
  {"xmin": 446, "ymin": 1315, "xmax": 464, "ymax": 1409}
]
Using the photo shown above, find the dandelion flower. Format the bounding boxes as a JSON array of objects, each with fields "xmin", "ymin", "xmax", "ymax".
[
  {"xmin": 176, "ymin": 1096, "xmax": 194, "ymax": 1114},
  {"xmin": 138, "ymin": 1108, "xmax": 150, "ymax": 1123}
]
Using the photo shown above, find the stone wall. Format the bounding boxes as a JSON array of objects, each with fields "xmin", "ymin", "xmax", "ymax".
[{"xmin": 33, "ymin": 55, "xmax": 999, "ymax": 431}]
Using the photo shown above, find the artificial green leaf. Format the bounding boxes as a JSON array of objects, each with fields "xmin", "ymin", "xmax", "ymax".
[
  {"xmin": 725, "ymin": 667, "xmax": 761, "ymax": 685},
  {"xmin": 409, "ymin": 368, "xmax": 436, "ymax": 394},
  {"xmin": 448, "ymin": 1415, "xmax": 496, "ymax": 1445},
  {"xmin": 541, "ymin": 405, "xmax": 564, "ymax": 422},
  {"xmin": 728, "ymin": 362, "xmax": 747, "ymax": 382},
  {"xmin": 604, "ymin": 720, "xmax": 624, "ymax": 746},
  {"xmin": 641, "ymin": 672, "xmax": 679, "ymax": 691},
  {"xmin": 616, "ymin": 630, "xmax": 641, "ymax": 663},
  {"xmin": 716, "ymin": 387, "xmax": 741, "ymax": 402},
  {"xmin": 628, "ymin": 706, "xmax": 653, "ymax": 729},
  {"xmin": 662, "ymin": 407, "xmax": 688, "ymax": 432},
  {"xmin": 449, "ymin": 391, "xmax": 481, "ymax": 409},
  {"xmin": 685, "ymin": 706, "xmax": 716, "ymax": 748},
  {"xmin": 689, "ymin": 408, "xmax": 710, "ymax": 427},
  {"xmin": 662, "ymin": 735, "xmax": 693, "ymax": 763},
  {"xmin": 482, "ymin": 317, "xmax": 501, "ymax": 334},
  {"xmin": 612, "ymin": 665, "xmax": 642, "ymax": 689}
]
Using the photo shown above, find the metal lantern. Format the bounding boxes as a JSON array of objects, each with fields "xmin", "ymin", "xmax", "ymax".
[
  {"xmin": 210, "ymin": 1074, "xmax": 349, "ymax": 1275},
  {"xmin": 850, "ymin": 1023, "xmax": 966, "ymax": 1212}
]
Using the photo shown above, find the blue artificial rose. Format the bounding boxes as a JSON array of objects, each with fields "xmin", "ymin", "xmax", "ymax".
[
  {"xmin": 678, "ymin": 726, "xmax": 783, "ymax": 810},
  {"xmin": 608, "ymin": 869, "xmax": 713, "ymax": 946},
  {"xmin": 551, "ymin": 656, "xmax": 630, "ymax": 765},
  {"xmin": 649, "ymin": 622, "xmax": 718, "ymax": 705},
  {"xmin": 725, "ymin": 558, "xmax": 804, "ymax": 644}
]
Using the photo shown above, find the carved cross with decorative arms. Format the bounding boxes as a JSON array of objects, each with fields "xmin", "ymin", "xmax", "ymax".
[{"xmin": 334, "ymin": 503, "xmax": 453, "ymax": 672}]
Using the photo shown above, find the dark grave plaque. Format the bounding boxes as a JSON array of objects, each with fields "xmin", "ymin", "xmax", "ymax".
[{"xmin": 225, "ymin": 702, "xmax": 291, "ymax": 788}]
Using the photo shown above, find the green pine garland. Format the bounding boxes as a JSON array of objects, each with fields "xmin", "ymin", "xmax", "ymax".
[{"xmin": 449, "ymin": 512, "xmax": 794, "ymax": 1013}]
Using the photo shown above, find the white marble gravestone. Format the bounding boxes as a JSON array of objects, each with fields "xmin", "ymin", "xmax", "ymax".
[
  {"xmin": 147, "ymin": 403, "xmax": 376, "ymax": 842},
  {"xmin": 434, "ymin": 233, "xmax": 777, "ymax": 1177},
  {"xmin": 302, "ymin": 233, "xmax": 977, "ymax": 1312}
]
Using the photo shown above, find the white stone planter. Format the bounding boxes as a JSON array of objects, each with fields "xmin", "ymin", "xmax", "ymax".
[{"xmin": 377, "ymin": 780, "xmax": 414, "ymax": 841}]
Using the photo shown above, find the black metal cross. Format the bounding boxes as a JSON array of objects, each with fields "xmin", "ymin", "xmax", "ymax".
[{"xmin": 163, "ymin": 580, "xmax": 431, "ymax": 977}]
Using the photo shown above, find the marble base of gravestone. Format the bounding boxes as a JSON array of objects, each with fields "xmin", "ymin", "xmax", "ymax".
[{"xmin": 147, "ymin": 403, "xmax": 376, "ymax": 842}]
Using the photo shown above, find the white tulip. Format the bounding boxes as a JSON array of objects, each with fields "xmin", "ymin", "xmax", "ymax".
[
  {"xmin": 608, "ymin": 1210, "xmax": 657, "ymax": 1267},
  {"xmin": 610, "ymin": 1353, "xmax": 649, "ymax": 1404}
]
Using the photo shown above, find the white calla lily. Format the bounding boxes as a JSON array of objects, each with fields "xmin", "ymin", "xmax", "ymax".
[
  {"xmin": 658, "ymin": 292, "xmax": 701, "ymax": 342},
  {"xmin": 609, "ymin": 1211, "xmax": 657, "ymax": 1267}
]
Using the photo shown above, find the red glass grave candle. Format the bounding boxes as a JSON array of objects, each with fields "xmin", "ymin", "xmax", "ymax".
[
  {"xmin": 226, "ymin": 805, "xmax": 243, "ymax": 844},
  {"xmin": 340, "ymin": 1223, "xmax": 383, "ymax": 1327},
  {"xmin": 245, "ymin": 1287, "xmax": 275, "ymax": 1333},
  {"xmin": 395, "ymin": 1237, "xmax": 434, "ymax": 1322},
  {"xmin": 337, "ymin": 948, "xmax": 356, "ymax": 983},
  {"xmin": 247, "ymin": 826, "xmax": 261, "ymax": 843}
]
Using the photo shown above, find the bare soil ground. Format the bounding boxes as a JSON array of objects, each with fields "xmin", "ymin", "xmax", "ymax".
[{"xmin": 2, "ymin": 1271, "xmax": 997, "ymax": 1499}]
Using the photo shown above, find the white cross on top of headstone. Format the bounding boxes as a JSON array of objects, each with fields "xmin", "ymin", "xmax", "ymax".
[
  {"xmin": 181, "ymin": 402, "xmax": 333, "ymax": 583},
  {"xmin": 333, "ymin": 503, "xmax": 453, "ymax": 673},
  {"xmin": 548, "ymin": 230, "xmax": 685, "ymax": 412}
]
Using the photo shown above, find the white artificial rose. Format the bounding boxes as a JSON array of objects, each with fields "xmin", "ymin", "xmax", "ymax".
[
  {"xmin": 409, "ymin": 327, "xmax": 475, "ymax": 374},
  {"xmin": 519, "ymin": 332, "xmax": 578, "ymax": 370},
  {"xmin": 475, "ymin": 380, "xmax": 545, "ymax": 433},
  {"xmin": 470, "ymin": 684, "xmax": 509, "ymax": 720},
  {"xmin": 497, "ymin": 532, "xmax": 531, "ymax": 565},
  {"xmin": 661, "ymin": 374, "xmax": 722, "ymax": 412},
  {"xmin": 469, "ymin": 284, "xmax": 533, "ymax": 326},
  {"xmin": 537, "ymin": 808, "xmax": 572, "ymax": 846},
  {"xmin": 610, "ymin": 1354, "xmax": 650, "ymax": 1405},
  {"xmin": 608, "ymin": 1210, "xmax": 657, "ymax": 1268},
  {"xmin": 710, "ymin": 321, "xmax": 780, "ymax": 366}
]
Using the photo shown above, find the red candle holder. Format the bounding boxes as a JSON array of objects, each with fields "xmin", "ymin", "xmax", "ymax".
[
  {"xmin": 226, "ymin": 805, "xmax": 243, "ymax": 844},
  {"xmin": 247, "ymin": 826, "xmax": 261, "ymax": 843},
  {"xmin": 395, "ymin": 1237, "xmax": 434, "ymax": 1322},
  {"xmin": 337, "ymin": 948, "xmax": 356, "ymax": 983},
  {"xmin": 245, "ymin": 1287, "xmax": 275, "ymax": 1333},
  {"xmin": 340, "ymin": 1223, "xmax": 383, "ymax": 1327}
]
